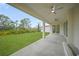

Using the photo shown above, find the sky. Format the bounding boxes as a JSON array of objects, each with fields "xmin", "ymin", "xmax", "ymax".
[{"xmin": 0, "ymin": 3, "xmax": 42, "ymax": 27}]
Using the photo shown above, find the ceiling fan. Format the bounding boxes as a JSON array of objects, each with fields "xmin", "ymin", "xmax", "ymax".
[
  {"xmin": 44, "ymin": 4, "xmax": 64, "ymax": 20},
  {"xmin": 50, "ymin": 5, "xmax": 63, "ymax": 14}
]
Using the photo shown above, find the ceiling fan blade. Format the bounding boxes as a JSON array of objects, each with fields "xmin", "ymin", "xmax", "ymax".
[
  {"xmin": 53, "ymin": 12, "xmax": 56, "ymax": 14},
  {"xmin": 53, "ymin": 5, "xmax": 56, "ymax": 11},
  {"xmin": 56, "ymin": 7, "xmax": 63, "ymax": 10},
  {"xmin": 44, "ymin": 12, "xmax": 53, "ymax": 19}
]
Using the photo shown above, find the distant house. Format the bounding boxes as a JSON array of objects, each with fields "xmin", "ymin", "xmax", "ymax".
[{"xmin": 40, "ymin": 24, "xmax": 52, "ymax": 33}]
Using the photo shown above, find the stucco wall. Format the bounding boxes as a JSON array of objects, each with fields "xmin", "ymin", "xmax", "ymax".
[
  {"xmin": 59, "ymin": 5, "xmax": 79, "ymax": 49},
  {"xmin": 60, "ymin": 9, "xmax": 73, "ymax": 45},
  {"xmin": 67, "ymin": 9, "xmax": 73, "ymax": 45},
  {"xmin": 72, "ymin": 5, "xmax": 79, "ymax": 49}
]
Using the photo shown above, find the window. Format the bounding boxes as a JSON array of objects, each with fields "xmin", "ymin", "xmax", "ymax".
[
  {"xmin": 56, "ymin": 25, "xmax": 60, "ymax": 33},
  {"xmin": 63, "ymin": 20, "xmax": 68, "ymax": 37}
]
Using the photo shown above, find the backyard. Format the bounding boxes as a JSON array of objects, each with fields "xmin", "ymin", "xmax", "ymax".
[
  {"xmin": 0, "ymin": 4, "xmax": 49, "ymax": 56},
  {"xmin": 0, "ymin": 32, "xmax": 43, "ymax": 56},
  {"xmin": 0, "ymin": 11, "xmax": 44, "ymax": 56}
]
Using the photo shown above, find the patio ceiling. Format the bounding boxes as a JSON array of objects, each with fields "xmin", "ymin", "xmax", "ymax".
[{"xmin": 9, "ymin": 3, "xmax": 76, "ymax": 25}]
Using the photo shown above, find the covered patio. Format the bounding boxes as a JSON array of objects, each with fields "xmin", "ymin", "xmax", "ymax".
[{"xmin": 8, "ymin": 3, "xmax": 79, "ymax": 56}]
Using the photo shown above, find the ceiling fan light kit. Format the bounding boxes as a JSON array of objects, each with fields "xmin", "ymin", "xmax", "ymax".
[
  {"xmin": 51, "ymin": 10, "xmax": 54, "ymax": 13},
  {"xmin": 51, "ymin": 6, "xmax": 56, "ymax": 14},
  {"xmin": 50, "ymin": 5, "xmax": 63, "ymax": 14}
]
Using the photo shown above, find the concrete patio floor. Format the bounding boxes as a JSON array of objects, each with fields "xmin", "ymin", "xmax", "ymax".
[{"xmin": 11, "ymin": 33, "xmax": 67, "ymax": 56}]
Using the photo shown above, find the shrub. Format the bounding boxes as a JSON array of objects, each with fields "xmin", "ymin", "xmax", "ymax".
[
  {"xmin": 30, "ymin": 28, "xmax": 38, "ymax": 32},
  {"xmin": 0, "ymin": 28, "xmax": 31, "ymax": 36}
]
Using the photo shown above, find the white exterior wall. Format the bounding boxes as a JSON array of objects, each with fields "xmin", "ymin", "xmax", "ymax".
[
  {"xmin": 67, "ymin": 10, "xmax": 73, "ymax": 45},
  {"xmin": 60, "ymin": 10, "xmax": 73, "ymax": 45},
  {"xmin": 59, "ymin": 5, "xmax": 79, "ymax": 49},
  {"xmin": 72, "ymin": 6, "xmax": 79, "ymax": 49}
]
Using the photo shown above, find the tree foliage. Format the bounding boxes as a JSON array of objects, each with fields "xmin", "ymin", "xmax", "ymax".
[
  {"xmin": 19, "ymin": 18, "xmax": 31, "ymax": 29},
  {"xmin": 0, "ymin": 14, "xmax": 15, "ymax": 30}
]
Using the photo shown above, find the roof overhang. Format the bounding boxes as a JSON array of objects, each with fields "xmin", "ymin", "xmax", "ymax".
[{"xmin": 8, "ymin": 3, "xmax": 76, "ymax": 25}]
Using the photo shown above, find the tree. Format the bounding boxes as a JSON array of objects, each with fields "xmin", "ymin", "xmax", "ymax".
[
  {"xmin": 14, "ymin": 20, "xmax": 18, "ymax": 29},
  {"xmin": 19, "ymin": 18, "xmax": 31, "ymax": 29},
  {"xmin": 0, "ymin": 14, "xmax": 15, "ymax": 29},
  {"xmin": 37, "ymin": 23, "xmax": 40, "ymax": 32},
  {"xmin": 0, "ymin": 14, "xmax": 10, "ymax": 26}
]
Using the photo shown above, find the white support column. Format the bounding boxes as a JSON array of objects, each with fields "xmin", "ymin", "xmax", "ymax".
[
  {"xmin": 50, "ymin": 25, "xmax": 53, "ymax": 34},
  {"xmin": 42, "ymin": 22, "xmax": 45, "ymax": 39},
  {"xmin": 60, "ymin": 23, "xmax": 64, "ymax": 35}
]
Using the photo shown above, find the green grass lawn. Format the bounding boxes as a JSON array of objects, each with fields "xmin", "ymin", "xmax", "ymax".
[{"xmin": 0, "ymin": 32, "xmax": 43, "ymax": 56}]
